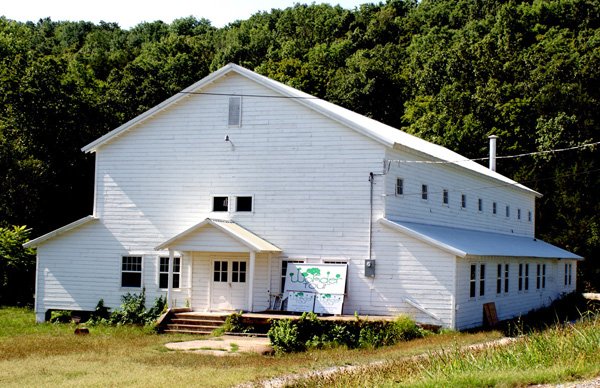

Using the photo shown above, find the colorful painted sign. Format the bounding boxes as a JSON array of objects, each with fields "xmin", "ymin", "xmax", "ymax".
[
  {"xmin": 287, "ymin": 291, "xmax": 316, "ymax": 313},
  {"xmin": 284, "ymin": 263, "xmax": 347, "ymax": 314}
]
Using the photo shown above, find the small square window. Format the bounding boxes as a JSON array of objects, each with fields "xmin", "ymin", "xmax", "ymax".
[
  {"xmin": 442, "ymin": 189, "xmax": 449, "ymax": 205},
  {"xmin": 213, "ymin": 196, "xmax": 228, "ymax": 212},
  {"xmin": 461, "ymin": 194, "xmax": 467, "ymax": 209},
  {"xmin": 396, "ymin": 178, "xmax": 403, "ymax": 195},
  {"xmin": 421, "ymin": 184, "xmax": 428, "ymax": 200},
  {"xmin": 236, "ymin": 196, "xmax": 253, "ymax": 212}
]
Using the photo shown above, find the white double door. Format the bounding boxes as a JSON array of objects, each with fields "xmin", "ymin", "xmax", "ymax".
[{"xmin": 211, "ymin": 259, "xmax": 248, "ymax": 310}]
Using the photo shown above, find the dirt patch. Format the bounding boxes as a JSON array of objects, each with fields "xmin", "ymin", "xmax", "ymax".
[{"xmin": 165, "ymin": 335, "xmax": 273, "ymax": 356}]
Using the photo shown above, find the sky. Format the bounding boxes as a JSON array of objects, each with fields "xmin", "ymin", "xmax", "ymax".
[{"xmin": 1, "ymin": 0, "xmax": 371, "ymax": 29}]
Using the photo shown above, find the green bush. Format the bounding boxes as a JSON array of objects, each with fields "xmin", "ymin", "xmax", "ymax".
[
  {"xmin": 50, "ymin": 310, "xmax": 73, "ymax": 323},
  {"xmin": 108, "ymin": 290, "xmax": 166, "ymax": 326},
  {"xmin": 87, "ymin": 299, "xmax": 111, "ymax": 325},
  {"xmin": 267, "ymin": 313, "xmax": 425, "ymax": 354}
]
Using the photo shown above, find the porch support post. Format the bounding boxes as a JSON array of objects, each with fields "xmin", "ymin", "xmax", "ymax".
[
  {"xmin": 248, "ymin": 251, "xmax": 256, "ymax": 312},
  {"xmin": 167, "ymin": 248, "xmax": 174, "ymax": 308}
]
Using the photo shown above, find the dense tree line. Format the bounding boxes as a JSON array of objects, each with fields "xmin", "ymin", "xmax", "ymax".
[{"xmin": 0, "ymin": 0, "xmax": 598, "ymax": 304}]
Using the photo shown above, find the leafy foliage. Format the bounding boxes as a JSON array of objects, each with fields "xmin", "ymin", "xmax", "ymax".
[
  {"xmin": 108, "ymin": 290, "xmax": 166, "ymax": 326},
  {"xmin": 0, "ymin": 225, "xmax": 35, "ymax": 305},
  {"xmin": 267, "ymin": 312, "xmax": 426, "ymax": 354}
]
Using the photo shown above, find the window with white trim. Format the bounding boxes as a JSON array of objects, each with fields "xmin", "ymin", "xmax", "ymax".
[
  {"xmin": 396, "ymin": 178, "xmax": 403, "ymax": 195},
  {"xmin": 228, "ymin": 96, "xmax": 241, "ymax": 127},
  {"xmin": 122, "ymin": 256, "xmax": 142, "ymax": 288},
  {"xmin": 159, "ymin": 257, "xmax": 180, "ymax": 289},
  {"xmin": 518, "ymin": 263, "xmax": 523, "ymax": 291},
  {"xmin": 461, "ymin": 194, "xmax": 467, "ymax": 209},
  {"xmin": 542, "ymin": 264, "xmax": 546, "ymax": 288},
  {"xmin": 213, "ymin": 196, "xmax": 228, "ymax": 212},
  {"xmin": 506, "ymin": 205, "xmax": 510, "ymax": 218},
  {"xmin": 478, "ymin": 198, "xmax": 483, "ymax": 212},
  {"xmin": 564, "ymin": 263, "xmax": 572, "ymax": 286},
  {"xmin": 479, "ymin": 264, "xmax": 486, "ymax": 296},
  {"xmin": 235, "ymin": 196, "xmax": 253, "ymax": 212},
  {"xmin": 442, "ymin": 189, "xmax": 449, "ymax": 205},
  {"xmin": 421, "ymin": 184, "xmax": 428, "ymax": 200},
  {"xmin": 497, "ymin": 264, "xmax": 502, "ymax": 294},
  {"xmin": 517, "ymin": 208, "xmax": 521, "ymax": 220},
  {"xmin": 528, "ymin": 210, "xmax": 532, "ymax": 222},
  {"xmin": 231, "ymin": 261, "xmax": 247, "ymax": 283},
  {"xmin": 469, "ymin": 264, "xmax": 477, "ymax": 298},
  {"xmin": 536, "ymin": 264, "xmax": 541, "ymax": 289},
  {"xmin": 493, "ymin": 202, "xmax": 497, "ymax": 215},
  {"xmin": 504, "ymin": 264, "xmax": 509, "ymax": 293},
  {"xmin": 524, "ymin": 263, "xmax": 529, "ymax": 290}
]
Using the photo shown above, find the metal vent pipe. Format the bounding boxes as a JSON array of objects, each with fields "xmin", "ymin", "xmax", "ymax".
[{"xmin": 489, "ymin": 135, "xmax": 498, "ymax": 171}]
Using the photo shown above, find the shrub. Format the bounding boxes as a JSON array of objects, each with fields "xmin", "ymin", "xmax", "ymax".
[
  {"xmin": 268, "ymin": 319, "xmax": 304, "ymax": 354},
  {"xmin": 87, "ymin": 299, "xmax": 111, "ymax": 325},
  {"xmin": 109, "ymin": 290, "xmax": 166, "ymax": 326},
  {"xmin": 50, "ymin": 310, "xmax": 73, "ymax": 323}
]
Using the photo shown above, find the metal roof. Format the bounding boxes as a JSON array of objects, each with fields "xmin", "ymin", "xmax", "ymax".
[
  {"xmin": 81, "ymin": 63, "xmax": 539, "ymax": 197},
  {"xmin": 379, "ymin": 218, "xmax": 582, "ymax": 260},
  {"xmin": 23, "ymin": 216, "xmax": 98, "ymax": 248},
  {"xmin": 155, "ymin": 218, "xmax": 281, "ymax": 253}
]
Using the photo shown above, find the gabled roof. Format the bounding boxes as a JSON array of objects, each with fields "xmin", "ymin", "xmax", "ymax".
[
  {"xmin": 379, "ymin": 218, "xmax": 582, "ymax": 260},
  {"xmin": 82, "ymin": 63, "xmax": 538, "ymax": 196},
  {"xmin": 23, "ymin": 216, "xmax": 98, "ymax": 248},
  {"xmin": 155, "ymin": 218, "xmax": 281, "ymax": 253}
]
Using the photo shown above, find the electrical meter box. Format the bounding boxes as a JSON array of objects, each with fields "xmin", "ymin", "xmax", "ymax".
[{"xmin": 365, "ymin": 260, "xmax": 376, "ymax": 277}]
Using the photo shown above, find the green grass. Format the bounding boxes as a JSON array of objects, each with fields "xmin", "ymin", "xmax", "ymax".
[
  {"xmin": 0, "ymin": 307, "xmax": 501, "ymax": 387},
  {"xmin": 293, "ymin": 314, "xmax": 600, "ymax": 387}
]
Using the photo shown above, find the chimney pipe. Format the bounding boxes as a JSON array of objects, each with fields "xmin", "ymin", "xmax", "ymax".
[{"xmin": 489, "ymin": 135, "xmax": 498, "ymax": 171}]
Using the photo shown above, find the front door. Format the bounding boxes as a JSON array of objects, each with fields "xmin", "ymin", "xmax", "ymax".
[{"xmin": 211, "ymin": 259, "xmax": 248, "ymax": 310}]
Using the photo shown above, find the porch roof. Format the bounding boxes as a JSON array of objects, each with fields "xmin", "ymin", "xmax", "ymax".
[
  {"xmin": 379, "ymin": 218, "xmax": 582, "ymax": 260},
  {"xmin": 155, "ymin": 218, "xmax": 281, "ymax": 253}
]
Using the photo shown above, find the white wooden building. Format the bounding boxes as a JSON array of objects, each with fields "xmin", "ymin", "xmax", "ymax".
[{"xmin": 25, "ymin": 64, "xmax": 581, "ymax": 329}]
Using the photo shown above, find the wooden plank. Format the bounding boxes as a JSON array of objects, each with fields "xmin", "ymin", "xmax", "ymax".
[{"xmin": 483, "ymin": 302, "xmax": 498, "ymax": 327}]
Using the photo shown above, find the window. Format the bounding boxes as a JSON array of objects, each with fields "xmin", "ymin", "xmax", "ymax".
[
  {"xmin": 479, "ymin": 264, "xmax": 486, "ymax": 296},
  {"xmin": 542, "ymin": 264, "xmax": 546, "ymax": 288},
  {"xmin": 421, "ymin": 184, "xmax": 428, "ymax": 200},
  {"xmin": 525, "ymin": 263, "xmax": 529, "ymax": 290},
  {"xmin": 506, "ymin": 205, "xmax": 510, "ymax": 218},
  {"xmin": 528, "ymin": 210, "xmax": 532, "ymax": 222},
  {"xmin": 518, "ymin": 264, "xmax": 523, "ymax": 291},
  {"xmin": 517, "ymin": 208, "xmax": 521, "ymax": 220},
  {"xmin": 461, "ymin": 194, "xmax": 467, "ymax": 209},
  {"xmin": 564, "ymin": 263, "xmax": 572, "ymax": 286},
  {"xmin": 159, "ymin": 257, "xmax": 181, "ymax": 289},
  {"xmin": 536, "ymin": 264, "xmax": 541, "ymax": 289},
  {"xmin": 493, "ymin": 202, "xmax": 497, "ymax": 215},
  {"xmin": 231, "ymin": 261, "xmax": 247, "ymax": 283},
  {"xmin": 442, "ymin": 189, "xmax": 449, "ymax": 205},
  {"xmin": 236, "ymin": 196, "xmax": 253, "ymax": 212},
  {"xmin": 478, "ymin": 198, "xmax": 483, "ymax": 212},
  {"xmin": 213, "ymin": 260, "xmax": 228, "ymax": 282},
  {"xmin": 228, "ymin": 96, "xmax": 241, "ymax": 127},
  {"xmin": 213, "ymin": 196, "xmax": 228, "ymax": 212},
  {"xmin": 504, "ymin": 264, "xmax": 509, "ymax": 293},
  {"xmin": 497, "ymin": 264, "xmax": 502, "ymax": 294},
  {"xmin": 323, "ymin": 260, "xmax": 348, "ymax": 264},
  {"xmin": 122, "ymin": 256, "xmax": 142, "ymax": 288},
  {"xmin": 396, "ymin": 178, "xmax": 403, "ymax": 195},
  {"xmin": 469, "ymin": 264, "xmax": 476, "ymax": 298},
  {"xmin": 281, "ymin": 260, "xmax": 305, "ymax": 292}
]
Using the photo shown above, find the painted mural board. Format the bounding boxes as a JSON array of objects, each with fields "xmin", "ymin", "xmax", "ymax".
[
  {"xmin": 287, "ymin": 291, "xmax": 316, "ymax": 313},
  {"xmin": 284, "ymin": 263, "xmax": 347, "ymax": 314},
  {"xmin": 314, "ymin": 293, "xmax": 344, "ymax": 314}
]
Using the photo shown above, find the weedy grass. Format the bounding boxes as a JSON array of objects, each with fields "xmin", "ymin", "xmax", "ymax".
[
  {"xmin": 293, "ymin": 314, "xmax": 600, "ymax": 387},
  {"xmin": 0, "ymin": 307, "xmax": 501, "ymax": 387}
]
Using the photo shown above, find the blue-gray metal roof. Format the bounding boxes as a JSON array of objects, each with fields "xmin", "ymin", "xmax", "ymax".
[{"xmin": 380, "ymin": 219, "xmax": 582, "ymax": 260}]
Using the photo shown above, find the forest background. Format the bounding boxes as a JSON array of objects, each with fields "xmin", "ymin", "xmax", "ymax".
[{"xmin": 0, "ymin": 0, "xmax": 598, "ymax": 305}]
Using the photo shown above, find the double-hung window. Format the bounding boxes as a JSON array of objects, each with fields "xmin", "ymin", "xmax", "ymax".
[
  {"xmin": 421, "ymin": 184, "xmax": 428, "ymax": 200},
  {"xmin": 122, "ymin": 256, "xmax": 142, "ymax": 288},
  {"xmin": 159, "ymin": 257, "xmax": 181, "ymax": 289},
  {"xmin": 442, "ymin": 189, "xmax": 449, "ymax": 205},
  {"xmin": 396, "ymin": 178, "xmax": 404, "ymax": 195}
]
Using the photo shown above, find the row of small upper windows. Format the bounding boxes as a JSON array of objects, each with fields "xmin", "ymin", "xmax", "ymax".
[
  {"xmin": 395, "ymin": 178, "xmax": 532, "ymax": 222},
  {"xmin": 212, "ymin": 196, "xmax": 252, "ymax": 212}
]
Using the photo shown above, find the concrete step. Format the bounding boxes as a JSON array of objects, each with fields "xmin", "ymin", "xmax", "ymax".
[
  {"xmin": 163, "ymin": 329, "xmax": 213, "ymax": 335},
  {"xmin": 166, "ymin": 324, "xmax": 221, "ymax": 331},
  {"xmin": 170, "ymin": 319, "xmax": 224, "ymax": 326}
]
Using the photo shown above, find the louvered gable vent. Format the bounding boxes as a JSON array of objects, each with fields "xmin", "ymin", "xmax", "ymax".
[{"xmin": 228, "ymin": 96, "xmax": 241, "ymax": 127}]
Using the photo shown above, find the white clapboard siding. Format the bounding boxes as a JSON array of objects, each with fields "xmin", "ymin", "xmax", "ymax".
[
  {"xmin": 454, "ymin": 257, "xmax": 577, "ymax": 329},
  {"xmin": 385, "ymin": 148, "xmax": 535, "ymax": 237}
]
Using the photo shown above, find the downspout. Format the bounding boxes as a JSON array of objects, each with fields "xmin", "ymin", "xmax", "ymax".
[{"xmin": 369, "ymin": 172, "xmax": 374, "ymax": 260}]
